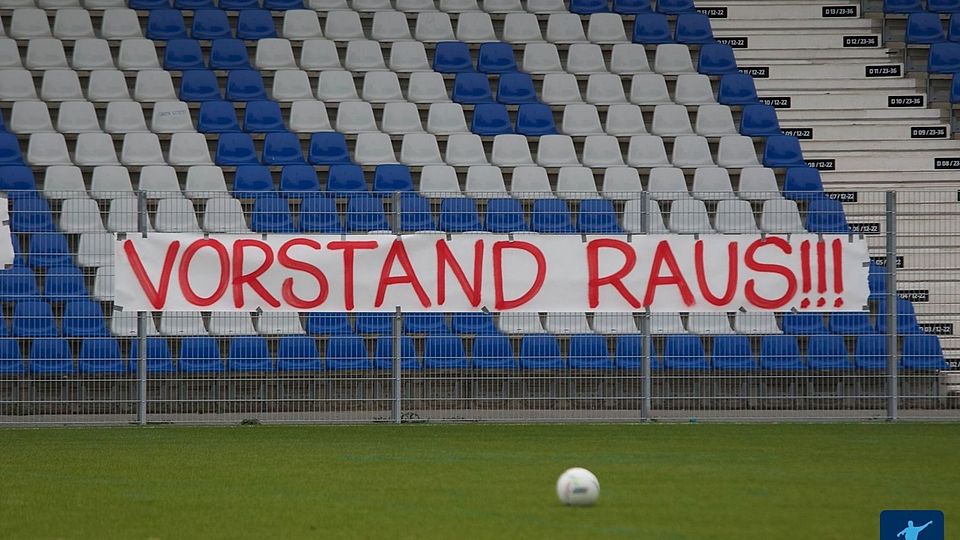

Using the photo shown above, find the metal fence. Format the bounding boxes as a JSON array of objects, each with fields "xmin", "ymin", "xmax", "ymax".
[{"xmin": 0, "ymin": 186, "xmax": 958, "ymax": 425}]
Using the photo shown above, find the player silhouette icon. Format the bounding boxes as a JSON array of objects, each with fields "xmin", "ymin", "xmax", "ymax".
[{"xmin": 897, "ymin": 520, "xmax": 934, "ymax": 540}]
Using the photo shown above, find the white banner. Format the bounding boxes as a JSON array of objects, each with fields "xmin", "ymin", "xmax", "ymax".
[{"xmin": 114, "ymin": 233, "xmax": 870, "ymax": 313}]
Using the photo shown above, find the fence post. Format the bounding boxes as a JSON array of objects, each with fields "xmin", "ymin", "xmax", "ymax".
[
  {"xmin": 392, "ymin": 192, "xmax": 402, "ymax": 424},
  {"xmin": 885, "ymin": 191, "xmax": 899, "ymax": 421},
  {"xmin": 639, "ymin": 191, "xmax": 651, "ymax": 421},
  {"xmin": 136, "ymin": 191, "xmax": 147, "ymax": 425}
]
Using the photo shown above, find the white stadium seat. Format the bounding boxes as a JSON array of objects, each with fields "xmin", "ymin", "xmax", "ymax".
[
  {"xmin": 556, "ymin": 166, "xmax": 599, "ymax": 199},
  {"xmin": 56, "ymin": 101, "xmax": 101, "ymax": 133}
]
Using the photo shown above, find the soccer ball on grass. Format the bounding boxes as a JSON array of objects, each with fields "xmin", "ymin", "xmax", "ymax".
[{"xmin": 556, "ymin": 467, "xmax": 600, "ymax": 506}]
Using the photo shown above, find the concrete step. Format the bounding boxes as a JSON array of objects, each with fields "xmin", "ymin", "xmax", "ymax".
[
  {"xmin": 801, "ymin": 139, "xmax": 960, "ymax": 152},
  {"xmin": 776, "ymin": 108, "xmax": 942, "ymax": 122},
  {"xmin": 739, "ymin": 62, "xmax": 906, "ymax": 79},
  {"xmin": 735, "ymin": 49, "xmax": 898, "ymax": 62},
  {"xmin": 755, "ymin": 78, "xmax": 917, "ymax": 91},
  {"xmin": 711, "ymin": 18, "xmax": 874, "ymax": 31},
  {"xmin": 757, "ymin": 92, "xmax": 929, "ymax": 110},
  {"xmin": 820, "ymin": 171, "xmax": 960, "ymax": 188},
  {"xmin": 803, "ymin": 151, "xmax": 960, "ymax": 172},
  {"xmin": 697, "ymin": 1, "xmax": 860, "ymax": 20},
  {"xmin": 780, "ymin": 122, "xmax": 951, "ymax": 141},
  {"xmin": 715, "ymin": 32, "xmax": 882, "ymax": 50}
]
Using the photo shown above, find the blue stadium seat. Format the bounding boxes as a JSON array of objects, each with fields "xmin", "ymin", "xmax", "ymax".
[
  {"xmin": 175, "ymin": 0, "xmax": 215, "ymax": 10},
  {"xmin": 471, "ymin": 334, "xmax": 516, "ymax": 369},
  {"xmin": 280, "ymin": 165, "xmax": 321, "ymax": 195},
  {"xmin": 656, "ymin": 0, "xmax": 696, "ymax": 14},
  {"xmin": 950, "ymin": 74, "xmax": 960, "ymax": 102},
  {"xmin": 901, "ymin": 334, "xmax": 948, "ymax": 370},
  {"xmin": 355, "ymin": 313, "xmax": 392, "ymax": 335},
  {"xmin": 906, "ymin": 12, "xmax": 947, "ymax": 44},
  {"xmin": 79, "ymin": 337, "xmax": 126, "ymax": 374},
  {"xmin": 739, "ymin": 104, "xmax": 782, "ymax": 137},
  {"xmin": 496, "ymin": 72, "xmax": 538, "ymax": 104},
  {"xmin": 210, "ymin": 39, "xmax": 251, "ymax": 70},
  {"xmin": 883, "ymin": 0, "xmax": 924, "ymax": 13},
  {"xmin": 192, "ymin": 10, "xmax": 233, "ymax": 40},
  {"xmin": 571, "ymin": 0, "xmax": 609, "ymax": 14},
  {"xmin": 927, "ymin": 42, "xmax": 960, "ymax": 73},
  {"xmin": 632, "ymin": 13, "xmax": 673, "ymax": 44},
  {"xmin": 398, "ymin": 193, "xmax": 438, "ymax": 232},
  {"xmin": 28, "ymin": 234, "xmax": 72, "ymax": 268},
  {"xmin": 453, "ymin": 73, "xmax": 494, "ymax": 104},
  {"xmin": 0, "ymin": 339, "xmax": 24, "ymax": 375},
  {"xmin": 262, "ymin": 132, "xmax": 306, "ymax": 165},
  {"xmin": 440, "ymin": 198, "xmax": 483, "ymax": 233},
  {"xmin": 805, "ymin": 196, "xmax": 849, "ymax": 233},
  {"xmin": 762, "ymin": 135, "xmax": 806, "ymax": 168},
  {"xmin": 276, "ymin": 335, "xmax": 322, "ymax": 371},
  {"xmin": 717, "ymin": 73, "xmax": 758, "ymax": 105},
  {"xmin": 233, "ymin": 165, "xmax": 275, "ymax": 198},
  {"xmin": 0, "ymin": 166, "xmax": 37, "ymax": 194},
  {"xmin": 29, "ymin": 339, "xmax": 74, "ymax": 375},
  {"xmin": 520, "ymin": 335, "xmax": 564, "ymax": 369},
  {"xmin": 828, "ymin": 312, "xmax": 874, "ymax": 335},
  {"xmin": 516, "ymin": 103, "xmax": 558, "ymax": 136},
  {"xmin": 373, "ymin": 164, "xmax": 414, "ymax": 193},
  {"xmin": 485, "ymin": 198, "xmax": 529, "ymax": 233},
  {"xmin": 806, "ymin": 335, "xmax": 850, "ymax": 370},
  {"xmin": 433, "ymin": 41, "xmax": 474, "ymax": 73},
  {"xmin": 309, "ymin": 133, "xmax": 353, "ymax": 165},
  {"xmin": 662, "ymin": 334, "xmax": 709, "ymax": 369},
  {"xmin": 237, "ymin": 10, "xmax": 278, "ymax": 40},
  {"xmin": 146, "ymin": 9, "xmax": 188, "ymax": 40},
  {"xmin": 711, "ymin": 335, "xmax": 756, "ymax": 370},
  {"xmin": 868, "ymin": 262, "xmax": 887, "ymax": 298},
  {"xmin": 225, "ymin": 70, "xmax": 267, "ymax": 101},
  {"xmin": 531, "ymin": 199, "xmax": 575, "ymax": 234},
  {"xmin": 0, "ymin": 266, "xmax": 39, "ymax": 302},
  {"xmin": 697, "ymin": 43, "xmax": 738, "ymax": 75},
  {"xmin": 781, "ymin": 312, "xmax": 828, "ymax": 335},
  {"xmin": 129, "ymin": 0, "xmax": 170, "ymax": 9},
  {"xmin": 219, "ymin": 0, "xmax": 260, "ymax": 8},
  {"xmin": 613, "ymin": 0, "xmax": 652, "ymax": 14},
  {"xmin": 477, "ymin": 42, "xmax": 517, "ymax": 73},
  {"xmin": 854, "ymin": 335, "xmax": 888, "ymax": 370},
  {"xmin": 128, "ymin": 337, "xmax": 176, "ymax": 373},
  {"xmin": 43, "ymin": 266, "xmax": 88, "ymax": 302},
  {"xmin": 305, "ymin": 313, "xmax": 352, "ymax": 335},
  {"xmin": 264, "ymin": 0, "xmax": 303, "ymax": 9},
  {"xmin": 163, "ymin": 39, "xmax": 205, "ymax": 70},
  {"xmin": 875, "ymin": 297, "xmax": 922, "ymax": 334},
  {"xmin": 614, "ymin": 334, "xmax": 648, "ymax": 370},
  {"xmin": 346, "ymin": 195, "xmax": 390, "ymax": 232},
  {"xmin": 325, "ymin": 335, "xmax": 370, "ymax": 370},
  {"xmin": 471, "ymin": 103, "xmax": 514, "ymax": 135},
  {"xmin": 783, "ymin": 167, "xmax": 824, "ymax": 201},
  {"xmin": 13, "ymin": 301, "xmax": 58, "ymax": 337},
  {"xmin": 424, "ymin": 335, "xmax": 469, "ymax": 369},
  {"xmin": 179, "ymin": 70, "xmax": 222, "ymax": 102},
  {"xmin": 13, "ymin": 197, "xmax": 55, "ymax": 232},
  {"xmin": 198, "ymin": 100, "xmax": 240, "ymax": 133},
  {"xmin": 251, "ymin": 195, "xmax": 296, "ymax": 233},
  {"xmin": 216, "ymin": 132, "xmax": 260, "ymax": 165},
  {"xmin": 228, "ymin": 336, "xmax": 274, "ymax": 372},
  {"xmin": 405, "ymin": 314, "xmax": 449, "ymax": 334},
  {"xmin": 675, "ymin": 13, "xmax": 714, "ymax": 44},
  {"xmin": 179, "ymin": 337, "xmax": 225, "ymax": 373},
  {"xmin": 578, "ymin": 199, "xmax": 623, "ymax": 234},
  {"xmin": 759, "ymin": 335, "xmax": 804, "ymax": 370},
  {"xmin": 930, "ymin": 0, "xmax": 960, "ymax": 12},
  {"xmin": 452, "ymin": 312, "xmax": 499, "ymax": 335},
  {"xmin": 63, "ymin": 300, "xmax": 109, "ymax": 337},
  {"xmin": 568, "ymin": 334, "xmax": 613, "ymax": 369},
  {"xmin": 953, "ymin": 17, "xmax": 960, "ymax": 43},
  {"xmin": 373, "ymin": 335, "xmax": 420, "ymax": 369},
  {"xmin": 243, "ymin": 101, "xmax": 286, "ymax": 133},
  {"xmin": 0, "ymin": 134, "xmax": 23, "ymax": 166},
  {"xmin": 327, "ymin": 164, "xmax": 367, "ymax": 193}
]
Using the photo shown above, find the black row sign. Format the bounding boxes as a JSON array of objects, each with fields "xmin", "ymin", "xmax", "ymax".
[
  {"xmin": 849, "ymin": 222, "xmax": 881, "ymax": 234},
  {"xmin": 738, "ymin": 66, "xmax": 769, "ymax": 78},
  {"xmin": 934, "ymin": 158, "xmax": 960, "ymax": 169},
  {"xmin": 805, "ymin": 159, "xmax": 836, "ymax": 171},
  {"xmin": 866, "ymin": 65, "xmax": 902, "ymax": 78},
  {"xmin": 826, "ymin": 191, "xmax": 857, "ymax": 202},
  {"xmin": 888, "ymin": 95, "xmax": 924, "ymax": 107},
  {"xmin": 782, "ymin": 127, "xmax": 813, "ymax": 140},
  {"xmin": 696, "ymin": 6, "xmax": 728, "ymax": 18},
  {"xmin": 869, "ymin": 255, "xmax": 904, "ymax": 269},
  {"xmin": 823, "ymin": 5, "xmax": 857, "ymax": 17},
  {"xmin": 910, "ymin": 126, "xmax": 948, "ymax": 139},
  {"xmin": 898, "ymin": 290, "xmax": 930, "ymax": 302},
  {"xmin": 843, "ymin": 35, "xmax": 879, "ymax": 48},
  {"xmin": 919, "ymin": 323, "xmax": 954, "ymax": 336},
  {"xmin": 758, "ymin": 96, "xmax": 791, "ymax": 108},
  {"xmin": 716, "ymin": 37, "xmax": 748, "ymax": 48}
]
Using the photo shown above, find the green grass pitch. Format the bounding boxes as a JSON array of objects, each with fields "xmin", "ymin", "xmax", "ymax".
[{"xmin": 0, "ymin": 423, "xmax": 956, "ymax": 539}]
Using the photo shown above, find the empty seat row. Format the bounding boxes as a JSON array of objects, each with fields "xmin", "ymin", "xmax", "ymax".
[
  {"xmin": 4, "ymin": 100, "xmax": 198, "ymax": 135},
  {"xmin": 884, "ymin": 0, "xmax": 960, "ymax": 14}
]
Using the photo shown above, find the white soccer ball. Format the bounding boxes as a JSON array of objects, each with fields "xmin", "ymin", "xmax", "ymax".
[{"xmin": 556, "ymin": 467, "xmax": 600, "ymax": 506}]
